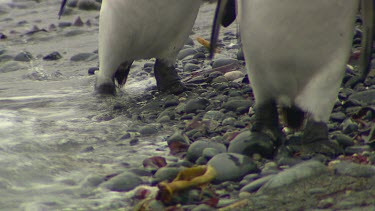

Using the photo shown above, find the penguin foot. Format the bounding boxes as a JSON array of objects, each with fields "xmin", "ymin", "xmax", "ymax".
[
  {"xmin": 95, "ymin": 83, "xmax": 116, "ymax": 95},
  {"xmin": 154, "ymin": 59, "xmax": 186, "ymax": 95},
  {"xmin": 284, "ymin": 120, "xmax": 343, "ymax": 158}
]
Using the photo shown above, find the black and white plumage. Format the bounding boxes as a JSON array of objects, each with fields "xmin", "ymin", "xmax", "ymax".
[{"xmin": 213, "ymin": 0, "xmax": 371, "ymax": 157}]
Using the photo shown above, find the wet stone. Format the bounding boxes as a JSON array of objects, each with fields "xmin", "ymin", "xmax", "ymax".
[
  {"xmin": 183, "ymin": 63, "xmax": 200, "ymax": 72},
  {"xmin": 341, "ymin": 119, "xmax": 359, "ymax": 134},
  {"xmin": 14, "ymin": 51, "xmax": 33, "ymax": 62},
  {"xmin": 203, "ymin": 110, "xmax": 225, "ymax": 122},
  {"xmin": 0, "ymin": 54, "xmax": 13, "ymax": 63},
  {"xmin": 77, "ymin": 0, "xmax": 101, "ymax": 11},
  {"xmin": 345, "ymin": 145, "xmax": 372, "ymax": 154},
  {"xmin": 212, "ymin": 58, "xmax": 238, "ymax": 69},
  {"xmin": 81, "ymin": 175, "xmax": 105, "ymax": 188},
  {"xmin": 101, "ymin": 172, "xmax": 143, "ymax": 192},
  {"xmin": 152, "ymin": 166, "xmax": 185, "ymax": 184},
  {"xmin": 329, "ymin": 160, "xmax": 375, "ymax": 177},
  {"xmin": 332, "ymin": 134, "xmax": 355, "ymax": 148},
  {"xmin": 191, "ymin": 204, "xmax": 216, "ymax": 211},
  {"xmin": 163, "ymin": 95, "xmax": 179, "ymax": 108},
  {"xmin": 258, "ymin": 160, "xmax": 328, "ymax": 194},
  {"xmin": 208, "ymin": 153, "xmax": 259, "ymax": 183},
  {"xmin": 222, "ymin": 99, "xmax": 252, "ymax": 112},
  {"xmin": 70, "ymin": 52, "xmax": 98, "ymax": 61},
  {"xmin": 43, "ymin": 51, "xmax": 62, "ymax": 61},
  {"xmin": 224, "ymin": 70, "xmax": 245, "ymax": 81},
  {"xmin": 139, "ymin": 124, "xmax": 160, "ymax": 135},
  {"xmin": 186, "ymin": 140, "xmax": 227, "ymax": 163},
  {"xmin": 177, "ymin": 48, "xmax": 197, "ymax": 60},
  {"xmin": 58, "ymin": 22, "xmax": 72, "ymax": 28},
  {"xmin": 349, "ymin": 90, "xmax": 375, "ymax": 104},
  {"xmin": 202, "ymin": 147, "xmax": 219, "ymax": 160},
  {"xmin": 240, "ymin": 174, "xmax": 275, "ymax": 193},
  {"xmin": 185, "ymin": 98, "xmax": 210, "ymax": 113},
  {"xmin": 88, "ymin": 67, "xmax": 99, "ymax": 75},
  {"xmin": 0, "ymin": 61, "xmax": 26, "ymax": 73},
  {"xmin": 330, "ymin": 112, "xmax": 346, "ymax": 122}
]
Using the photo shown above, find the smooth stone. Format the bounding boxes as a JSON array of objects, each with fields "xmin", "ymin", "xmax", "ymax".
[
  {"xmin": 0, "ymin": 54, "xmax": 13, "ymax": 63},
  {"xmin": 186, "ymin": 140, "xmax": 227, "ymax": 162},
  {"xmin": 257, "ymin": 160, "xmax": 328, "ymax": 194},
  {"xmin": 43, "ymin": 51, "xmax": 62, "ymax": 61},
  {"xmin": 152, "ymin": 167, "xmax": 185, "ymax": 183},
  {"xmin": 81, "ymin": 175, "xmax": 105, "ymax": 188},
  {"xmin": 157, "ymin": 108, "xmax": 175, "ymax": 122},
  {"xmin": 163, "ymin": 95, "xmax": 180, "ymax": 108},
  {"xmin": 202, "ymin": 147, "xmax": 219, "ymax": 159},
  {"xmin": 345, "ymin": 145, "xmax": 372, "ymax": 154},
  {"xmin": 183, "ymin": 63, "xmax": 200, "ymax": 72},
  {"xmin": 330, "ymin": 112, "xmax": 346, "ymax": 122},
  {"xmin": 70, "ymin": 52, "xmax": 98, "ymax": 62},
  {"xmin": 77, "ymin": 0, "xmax": 101, "ymax": 10},
  {"xmin": 212, "ymin": 58, "xmax": 238, "ymax": 69},
  {"xmin": 58, "ymin": 22, "xmax": 72, "ymax": 27},
  {"xmin": 191, "ymin": 204, "xmax": 216, "ymax": 211},
  {"xmin": 203, "ymin": 110, "xmax": 225, "ymax": 122},
  {"xmin": 329, "ymin": 160, "xmax": 375, "ymax": 177},
  {"xmin": 177, "ymin": 48, "xmax": 197, "ymax": 60},
  {"xmin": 166, "ymin": 131, "xmax": 191, "ymax": 146},
  {"xmin": 332, "ymin": 134, "xmax": 355, "ymax": 148},
  {"xmin": 208, "ymin": 153, "xmax": 259, "ymax": 183},
  {"xmin": 0, "ymin": 61, "xmax": 26, "ymax": 73},
  {"xmin": 222, "ymin": 99, "xmax": 252, "ymax": 112},
  {"xmin": 14, "ymin": 51, "xmax": 33, "ymax": 62},
  {"xmin": 101, "ymin": 172, "xmax": 143, "ymax": 192},
  {"xmin": 185, "ymin": 98, "xmax": 210, "ymax": 113},
  {"xmin": 240, "ymin": 174, "xmax": 275, "ymax": 193},
  {"xmin": 139, "ymin": 124, "xmax": 160, "ymax": 135},
  {"xmin": 341, "ymin": 119, "xmax": 359, "ymax": 134},
  {"xmin": 228, "ymin": 130, "xmax": 275, "ymax": 159},
  {"xmin": 224, "ymin": 70, "xmax": 245, "ymax": 81},
  {"xmin": 349, "ymin": 90, "xmax": 375, "ymax": 104},
  {"xmin": 222, "ymin": 117, "xmax": 236, "ymax": 126}
]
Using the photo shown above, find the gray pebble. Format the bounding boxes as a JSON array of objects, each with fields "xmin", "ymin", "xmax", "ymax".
[
  {"xmin": 191, "ymin": 204, "xmax": 216, "ymax": 211},
  {"xmin": 203, "ymin": 110, "xmax": 225, "ymax": 122},
  {"xmin": 202, "ymin": 147, "xmax": 219, "ymax": 159},
  {"xmin": 186, "ymin": 140, "xmax": 226, "ymax": 162},
  {"xmin": 14, "ymin": 51, "xmax": 33, "ymax": 62},
  {"xmin": 0, "ymin": 61, "xmax": 26, "ymax": 73},
  {"xmin": 240, "ymin": 174, "xmax": 275, "ymax": 193},
  {"xmin": 166, "ymin": 131, "xmax": 191, "ymax": 146},
  {"xmin": 185, "ymin": 98, "xmax": 210, "ymax": 113},
  {"xmin": 101, "ymin": 172, "xmax": 143, "ymax": 192},
  {"xmin": 43, "ymin": 51, "xmax": 62, "ymax": 61},
  {"xmin": 222, "ymin": 99, "xmax": 252, "ymax": 112},
  {"xmin": 81, "ymin": 175, "xmax": 105, "ymax": 188},
  {"xmin": 183, "ymin": 63, "xmax": 200, "ymax": 72},
  {"xmin": 177, "ymin": 48, "xmax": 197, "ymax": 60},
  {"xmin": 0, "ymin": 54, "xmax": 13, "ymax": 63},
  {"xmin": 70, "ymin": 52, "xmax": 98, "ymax": 62},
  {"xmin": 153, "ymin": 166, "xmax": 184, "ymax": 183},
  {"xmin": 77, "ymin": 0, "xmax": 101, "ymax": 11},
  {"xmin": 345, "ymin": 145, "xmax": 372, "ymax": 154},
  {"xmin": 258, "ymin": 160, "xmax": 328, "ymax": 194},
  {"xmin": 332, "ymin": 134, "xmax": 355, "ymax": 148},
  {"xmin": 212, "ymin": 58, "xmax": 238, "ymax": 69},
  {"xmin": 139, "ymin": 124, "xmax": 160, "ymax": 136},
  {"xmin": 349, "ymin": 89, "xmax": 375, "ymax": 104},
  {"xmin": 330, "ymin": 160, "xmax": 375, "ymax": 177},
  {"xmin": 208, "ymin": 153, "xmax": 259, "ymax": 183},
  {"xmin": 330, "ymin": 112, "xmax": 346, "ymax": 122}
]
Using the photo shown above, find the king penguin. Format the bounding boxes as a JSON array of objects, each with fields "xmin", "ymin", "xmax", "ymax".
[
  {"xmin": 213, "ymin": 0, "xmax": 365, "ymax": 158},
  {"xmin": 95, "ymin": 0, "xmax": 202, "ymax": 95}
]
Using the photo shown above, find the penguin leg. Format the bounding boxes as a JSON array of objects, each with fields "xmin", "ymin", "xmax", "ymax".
[{"xmin": 154, "ymin": 58, "xmax": 186, "ymax": 95}]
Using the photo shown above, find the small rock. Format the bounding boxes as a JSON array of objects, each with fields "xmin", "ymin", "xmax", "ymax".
[
  {"xmin": 177, "ymin": 48, "xmax": 197, "ymax": 60},
  {"xmin": 43, "ymin": 51, "xmax": 62, "ymax": 61},
  {"xmin": 202, "ymin": 148, "xmax": 219, "ymax": 160},
  {"xmin": 318, "ymin": 197, "xmax": 334, "ymax": 209},
  {"xmin": 77, "ymin": 0, "xmax": 101, "ymax": 11},
  {"xmin": 222, "ymin": 99, "xmax": 252, "ymax": 112},
  {"xmin": 224, "ymin": 70, "xmax": 245, "ymax": 81},
  {"xmin": 240, "ymin": 174, "xmax": 275, "ymax": 193},
  {"xmin": 70, "ymin": 52, "xmax": 98, "ymax": 61},
  {"xmin": 257, "ymin": 160, "xmax": 328, "ymax": 193},
  {"xmin": 208, "ymin": 153, "xmax": 259, "ymax": 183},
  {"xmin": 212, "ymin": 58, "xmax": 238, "ymax": 69},
  {"xmin": 329, "ymin": 160, "xmax": 375, "ymax": 177},
  {"xmin": 139, "ymin": 124, "xmax": 160, "ymax": 136},
  {"xmin": 191, "ymin": 204, "xmax": 216, "ymax": 211},
  {"xmin": 58, "ymin": 22, "xmax": 72, "ymax": 28},
  {"xmin": 14, "ymin": 51, "xmax": 33, "ymax": 62},
  {"xmin": 88, "ymin": 67, "xmax": 99, "ymax": 75},
  {"xmin": 0, "ymin": 61, "xmax": 26, "ymax": 73},
  {"xmin": 332, "ymin": 134, "xmax": 355, "ymax": 148},
  {"xmin": 330, "ymin": 112, "xmax": 346, "ymax": 122},
  {"xmin": 186, "ymin": 140, "xmax": 227, "ymax": 163},
  {"xmin": 203, "ymin": 110, "xmax": 225, "ymax": 122},
  {"xmin": 185, "ymin": 98, "xmax": 210, "ymax": 113},
  {"xmin": 73, "ymin": 16, "xmax": 84, "ymax": 26},
  {"xmin": 183, "ymin": 63, "xmax": 200, "ymax": 72},
  {"xmin": 345, "ymin": 145, "xmax": 372, "ymax": 154},
  {"xmin": 152, "ymin": 166, "xmax": 184, "ymax": 183},
  {"xmin": 101, "ymin": 172, "xmax": 143, "ymax": 192},
  {"xmin": 349, "ymin": 90, "xmax": 375, "ymax": 104}
]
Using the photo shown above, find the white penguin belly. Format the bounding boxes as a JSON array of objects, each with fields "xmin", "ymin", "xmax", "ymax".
[
  {"xmin": 238, "ymin": 0, "xmax": 358, "ymax": 122},
  {"xmin": 97, "ymin": 0, "xmax": 201, "ymax": 86}
]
